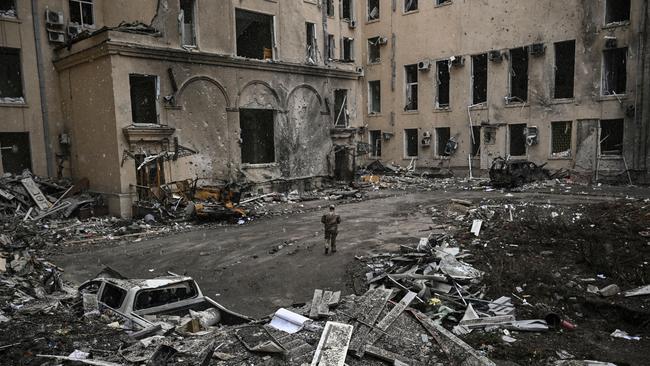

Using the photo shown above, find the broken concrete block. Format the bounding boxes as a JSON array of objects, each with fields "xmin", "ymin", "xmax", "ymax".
[
  {"xmin": 597, "ymin": 284, "xmax": 620, "ymax": 297},
  {"xmin": 309, "ymin": 289, "xmax": 324, "ymax": 319},
  {"xmin": 310, "ymin": 321, "xmax": 354, "ymax": 366}
]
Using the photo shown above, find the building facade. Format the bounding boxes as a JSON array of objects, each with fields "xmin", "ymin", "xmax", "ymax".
[
  {"xmin": 1, "ymin": 0, "xmax": 649, "ymax": 217},
  {"xmin": 359, "ymin": 0, "xmax": 650, "ymax": 182}
]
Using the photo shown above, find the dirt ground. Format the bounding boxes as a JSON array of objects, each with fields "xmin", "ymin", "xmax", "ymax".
[{"xmin": 46, "ymin": 184, "xmax": 650, "ymax": 365}]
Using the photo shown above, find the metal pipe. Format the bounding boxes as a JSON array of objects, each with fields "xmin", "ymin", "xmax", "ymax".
[{"xmin": 31, "ymin": 0, "xmax": 54, "ymax": 177}]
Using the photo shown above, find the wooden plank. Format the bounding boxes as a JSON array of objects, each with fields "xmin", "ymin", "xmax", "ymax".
[
  {"xmin": 363, "ymin": 291, "xmax": 417, "ymax": 350},
  {"xmin": 409, "ymin": 308, "xmax": 496, "ymax": 366},
  {"xmin": 348, "ymin": 288, "xmax": 392, "ymax": 356},
  {"xmin": 0, "ymin": 188, "xmax": 15, "ymax": 201},
  {"xmin": 310, "ymin": 321, "xmax": 354, "ymax": 366},
  {"xmin": 20, "ymin": 177, "xmax": 50, "ymax": 210},
  {"xmin": 309, "ymin": 289, "xmax": 323, "ymax": 319}
]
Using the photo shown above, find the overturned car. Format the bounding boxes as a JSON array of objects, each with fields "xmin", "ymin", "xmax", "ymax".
[{"xmin": 79, "ymin": 269, "xmax": 252, "ymax": 331}]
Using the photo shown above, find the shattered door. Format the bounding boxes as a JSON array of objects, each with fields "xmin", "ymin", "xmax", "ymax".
[
  {"xmin": 480, "ymin": 126, "xmax": 502, "ymax": 170},
  {"xmin": 334, "ymin": 146, "xmax": 353, "ymax": 181}
]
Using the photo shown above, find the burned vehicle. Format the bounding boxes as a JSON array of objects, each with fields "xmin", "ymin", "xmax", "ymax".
[
  {"xmin": 489, "ymin": 157, "xmax": 551, "ymax": 188},
  {"xmin": 79, "ymin": 270, "xmax": 252, "ymax": 331}
]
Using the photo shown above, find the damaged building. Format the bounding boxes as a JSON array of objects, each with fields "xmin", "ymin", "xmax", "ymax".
[{"xmin": 1, "ymin": 0, "xmax": 650, "ymax": 217}]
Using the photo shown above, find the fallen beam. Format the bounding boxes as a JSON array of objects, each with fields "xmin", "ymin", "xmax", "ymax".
[{"xmin": 311, "ymin": 321, "xmax": 354, "ymax": 366}]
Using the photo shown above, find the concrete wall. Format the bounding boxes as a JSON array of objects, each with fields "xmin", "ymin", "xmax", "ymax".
[{"xmin": 359, "ymin": 0, "xmax": 646, "ymax": 177}]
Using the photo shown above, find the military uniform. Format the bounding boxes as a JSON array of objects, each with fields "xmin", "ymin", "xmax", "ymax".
[{"xmin": 321, "ymin": 212, "xmax": 341, "ymax": 254}]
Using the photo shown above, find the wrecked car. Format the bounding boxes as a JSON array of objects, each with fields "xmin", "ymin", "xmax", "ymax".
[
  {"xmin": 489, "ymin": 157, "xmax": 551, "ymax": 188},
  {"xmin": 79, "ymin": 272, "xmax": 252, "ymax": 330}
]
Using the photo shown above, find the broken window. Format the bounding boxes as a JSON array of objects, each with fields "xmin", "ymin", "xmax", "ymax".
[
  {"xmin": 0, "ymin": 0, "xmax": 16, "ymax": 17},
  {"xmin": 342, "ymin": 0, "xmax": 352, "ymax": 20},
  {"xmin": 437, "ymin": 0, "xmax": 452, "ymax": 5},
  {"xmin": 326, "ymin": 0, "xmax": 334, "ymax": 17},
  {"xmin": 240, "ymin": 109, "xmax": 275, "ymax": 164},
  {"xmin": 405, "ymin": 129, "xmax": 418, "ymax": 157},
  {"xmin": 368, "ymin": 37, "xmax": 381, "ymax": 63},
  {"xmin": 334, "ymin": 89, "xmax": 349, "ymax": 127},
  {"xmin": 436, "ymin": 60, "xmax": 450, "ymax": 108},
  {"xmin": 236, "ymin": 8, "xmax": 274, "ymax": 60},
  {"xmin": 327, "ymin": 34, "xmax": 335, "ymax": 60},
  {"xmin": 600, "ymin": 119, "xmax": 624, "ymax": 155},
  {"xmin": 0, "ymin": 47, "xmax": 23, "ymax": 99},
  {"xmin": 129, "ymin": 74, "xmax": 158, "ymax": 124},
  {"xmin": 179, "ymin": 0, "xmax": 196, "ymax": 46},
  {"xmin": 603, "ymin": 47, "xmax": 627, "ymax": 95},
  {"xmin": 404, "ymin": 0, "xmax": 418, "ymax": 12},
  {"xmin": 554, "ymin": 40, "xmax": 575, "ymax": 99},
  {"xmin": 605, "ymin": 0, "xmax": 630, "ymax": 24},
  {"xmin": 472, "ymin": 54, "xmax": 488, "ymax": 104},
  {"xmin": 509, "ymin": 124, "xmax": 527, "ymax": 156},
  {"xmin": 368, "ymin": 80, "xmax": 381, "ymax": 114},
  {"xmin": 405, "ymin": 64, "xmax": 418, "ymax": 111},
  {"xmin": 69, "ymin": 0, "xmax": 94, "ymax": 26},
  {"xmin": 134, "ymin": 153, "xmax": 165, "ymax": 200},
  {"xmin": 134, "ymin": 281, "xmax": 198, "ymax": 311},
  {"xmin": 551, "ymin": 121, "xmax": 572, "ymax": 157},
  {"xmin": 509, "ymin": 47, "xmax": 529, "ymax": 103},
  {"xmin": 484, "ymin": 127, "xmax": 496, "ymax": 145},
  {"xmin": 306, "ymin": 22, "xmax": 317, "ymax": 64},
  {"xmin": 368, "ymin": 0, "xmax": 379, "ymax": 20},
  {"xmin": 99, "ymin": 283, "xmax": 127, "ymax": 310},
  {"xmin": 0, "ymin": 132, "xmax": 31, "ymax": 174},
  {"xmin": 342, "ymin": 37, "xmax": 354, "ymax": 62},
  {"xmin": 370, "ymin": 130, "xmax": 382, "ymax": 157},
  {"xmin": 436, "ymin": 127, "xmax": 451, "ymax": 157},
  {"xmin": 471, "ymin": 126, "xmax": 481, "ymax": 156}
]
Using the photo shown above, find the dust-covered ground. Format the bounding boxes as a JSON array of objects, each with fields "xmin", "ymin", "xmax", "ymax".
[{"xmin": 3, "ymin": 181, "xmax": 650, "ymax": 365}]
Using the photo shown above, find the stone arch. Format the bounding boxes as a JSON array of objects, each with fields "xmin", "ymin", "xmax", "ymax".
[
  {"xmin": 237, "ymin": 80, "xmax": 283, "ymax": 110},
  {"xmin": 176, "ymin": 76, "xmax": 231, "ymax": 108},
  {"xmin": 286, "ymin": 84, "xmax": 325, "ymax": 113}
]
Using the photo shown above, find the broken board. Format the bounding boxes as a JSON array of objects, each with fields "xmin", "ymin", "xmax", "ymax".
[
  {"xmin": 363, "ymin": 291, "xmax": 417, "ymax": 351},
  {"xmin": 348, "ymin": 287, "xmax": 393, "ymax": 356},
  {"xmin": 310, "ymin": 321, "xmax": 354, "ymax": 366},
  {"xmin": 20, "ymin": 177, "xmax": 50, "ymax": 211}
]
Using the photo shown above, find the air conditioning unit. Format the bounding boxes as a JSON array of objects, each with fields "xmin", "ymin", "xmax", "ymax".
[
  {"xmin": 356, "ymin": 66, "xmax": 364, "ymax": 77},
  {"xmin": 450, "ymin": 55, "xmax": 465, "ymax": 67},
  {"xmin": 45, "ymin": 9, "xmax": 64, "ymax": 26},
  {"xmin": 488, "ymin": 50, "xmax": 503, "ymax": 63},
  {"xmin": 377, "ymin": 36, "xmax": 388, "ymax": 46},
  {"xmin": 382, "ymin": 132, "xmax": 394, "ymax": 140},
  {"xmin": 528, "ymin": 43, "xmax": 546, "ymax": 56},
  {"xmin": 418, "ymin": 60, "xmax": 431, "ymax": 71},
  {"xmin": 604, "ymin": 36, "xmax": 618, "ymax": 49},
  {"xmin": 421, "ymin": 136, "xmax": 431, "ymax": 146},
  {"xmin": 348, "ymin": 20, "xmax": 357, "ymax": 29},
  {"xmin": 47, "ymin": 31, "xmax": 66, "ymax": 43},
  {"xmin": 422, "ymin": 131, "xmax": 432, "ymax": 138},
  {"xmin": 68, "ymin": 24, "xmax": 82, "ymax": 38}
]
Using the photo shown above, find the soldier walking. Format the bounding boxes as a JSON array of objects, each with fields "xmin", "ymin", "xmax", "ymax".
[{"xmin": 321, "ymin": 205, "xmax": 341, "ymax": 255}]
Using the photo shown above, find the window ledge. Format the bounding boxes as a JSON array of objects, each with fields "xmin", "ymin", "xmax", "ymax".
[
  {"xmin": 403, "ymin": 157, "xmax": 419, "ymax": 160},
  {"xmin": 599, "ymin": 94, "xmax": 628, "ymax": 101},
  {"xmin": 504, "ymin": 102, "xmax": 529, "ymax": 109},
  {"xmin": 434, "ymin": 107, "xmax": 451, "ymax": 113},
  {"xmin": 550, "ymin": 98, "xmax": 575, "ymax": 105},
  {"xmin": 602, "ymin": 21, "xmax": 630, "ymax": 30},
  {"xmin": 366, "ymin": 19, "xmax": 380, "ymax": 24},
  {"xmin": 469, "ymin": 104, "xmax": 488, "ymax": 111},
  {"xmin": 0, "ymin": 16, "xmax": 20, "ymax": 23},
  {"xmin": 241, "ymin": 162, "xmax": 278, "ymax": 169},
  {"xmin": 0, "ymin": 102, "xmax": 28, "ymax": 108},
  {"xmin": 402, "ymin": 110, "xmax": 419, "ymax": 115},
  {"xmin": 403, "ymin": 10, "xmax": 419, "ymax": 15},
  {"xmin": 435, "ymin": 156, "xmax": 451, "ymax": 160},
  {"xmin": 368, "ymin": 112, "xmax": 382, "ymax": 117},
  {"xmin": 367, "ymin": 61, "xmax": 381, "ymax": 66},
  {"xmin": 548, "ymin": 156, "xmax": 572, "ymax": 160},
  {"xmin": 598, "ymin": 154, "xmax": 623, "ymax": 160}
]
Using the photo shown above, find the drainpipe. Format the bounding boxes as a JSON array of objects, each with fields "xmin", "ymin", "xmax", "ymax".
[
  {"xmin": 31, "ymin": 0, "xmax": 54, "ymax": 177},
  {"xmin": 321, "ymin": 0, "xmax": 328, "ymax": 65}
]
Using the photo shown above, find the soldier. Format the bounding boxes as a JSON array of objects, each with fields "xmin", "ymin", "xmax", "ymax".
[{"xmin": 321, "ymin": 204, "xmax": 341, "ymax": 255}]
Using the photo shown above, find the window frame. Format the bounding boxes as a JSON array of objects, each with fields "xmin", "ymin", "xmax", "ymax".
[
  {"xmin": 404, "ymin": 64, "xmax": 418, "ymax": 111},
  {"xmin": 508, "ymin": 123, "xmax": 527, "ymax": 157},
  {"xmin": 508, "ymin": 47, "xmax": 529, "ymax": 104},
  {"xmin": 553, "ymin": 40, "xmax": 576, "ymax": 100},
  {"xmin": 179, "ymin": 0, "xmax": 197, "ymax": 47},
  {"xmin": 306, "ymin": 22, "xmax": 317, "ymax": 64},
  {"xmin": 334, "ymin": 89, "xmax": 349, "ymax": 127},
  {"xmin": 550, "ymin": 121, "xmax": 573, "ymax": 159},
  {"xmin": 604, "ymin": 0, "xmax": 631, "ymax": 26},
  {"xmin": 0, "ymin": 0, "xmax": 17, "ymax": 18},
  {"xmin": 368, "ymin": 80, "xmax": 381, "ymax": 114},
  {"xmin": 129, "ymin": 74, "xmax": 160, "ymax": 125},
  {"xmin": 471, "ymin": 53, "xmax": 488, "ymax": 105},
  {"xmin": 404, "ymin": 128, "xmax": 419, "ymax": 158},
  {"xmin": 367, "ymin": 0, "xmax": 380, "ymax": 21},
  {"xmin": 0, "ymin": 47, "xmax": 24, "ymax": 101},
  {"xmin": 239, "ymin": 109, "xmax": 277, "ymax": 165},
  {"xmin": 69, "ymin": 0, "xmax": 95, "ymax": 27},
  {"xmin": 601, "ymin": 47, "xmax": 628, "ymax": 96},
  {"xmin": 599, "ymin": 119, "xmax": 624, "ymax": 156},
  {"xmin": 404, "ymin": 0, "xmax": 418, "ymax": 13},
  {"xmin": 435, "ymin": 127, "xmax": 451, "ymax": 158},
  {"xmin": 367, "ymin": 37, "xmax": 381, "ymax": 64},
  {"xmin": 369, "ymin": 129, "xmax": 382, "ymax": 158},
  {"xmin": 435, "ymin": 60, "xmax": 450, "ymax": 109}
]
